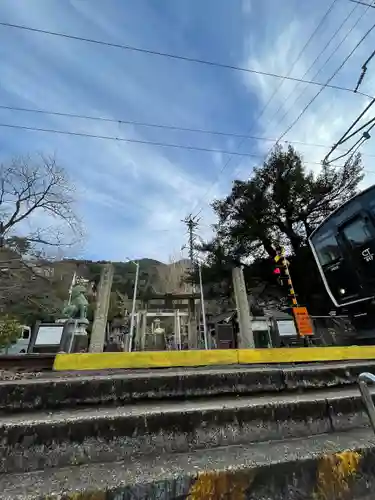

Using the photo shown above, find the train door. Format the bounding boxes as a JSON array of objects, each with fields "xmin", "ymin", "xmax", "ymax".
[{"xmin": 339, "ymin": 212, "xmax": 375, "ymax": 293}]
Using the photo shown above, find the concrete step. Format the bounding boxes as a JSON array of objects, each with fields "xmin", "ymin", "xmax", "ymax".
[
  {"xmin": 0, "ymin": 386, "xmax": 373, "ymax": 474},
  {"xmin": 2, "ymin": 428, "xmax": 375, "ymax": 499},
  {"xmin": 2, "ymin": 360, "xmax": 375, "ymax": 413}
]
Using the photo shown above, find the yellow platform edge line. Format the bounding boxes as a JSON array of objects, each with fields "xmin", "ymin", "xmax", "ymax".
[
  {"xmin": 53, "ymin": 349, "xmax": 239, "ymax": 371},
  {"xmin": 237, "ymin": 346, "xmax": 375, "ymax": 364},
  {"xmin": 53, "ymin": 346, "xmax": 375, "ymax": 371}
]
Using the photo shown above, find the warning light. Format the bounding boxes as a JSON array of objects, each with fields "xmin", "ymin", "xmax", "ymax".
[{"xmin": 273, "ymin": 268, "xmax": 281, "ymax": 275}]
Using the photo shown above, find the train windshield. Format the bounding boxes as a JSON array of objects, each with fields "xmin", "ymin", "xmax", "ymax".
[
  {"xmin": 309, "ymin": 185, "xmax": 375, "ymax": 307},
  {"xmin": 314, "ymin": 232, "xmax": 342, "ymax": 266}
]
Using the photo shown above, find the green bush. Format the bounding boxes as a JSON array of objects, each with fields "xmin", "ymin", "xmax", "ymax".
[{"xmin": 0, "ymin": 316, "xmax": 22, "ymax": 349}]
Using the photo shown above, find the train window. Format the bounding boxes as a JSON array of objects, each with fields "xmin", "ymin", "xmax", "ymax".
[
  {"xmin": 315, "ymin": 234, "xmax": 341, "ymax": 266},
  {"xmin": 22, "ymin": 329, "xmax": 30, "ymax": 339},
  {"xmin": 342, "ymin": 217, "xmax": 372, "ymax": 247}
]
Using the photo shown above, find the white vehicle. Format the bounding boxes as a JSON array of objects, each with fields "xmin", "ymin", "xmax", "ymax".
[{"xmin": 0, "ymin": 326, "xmax": 31, "ymax": 355}]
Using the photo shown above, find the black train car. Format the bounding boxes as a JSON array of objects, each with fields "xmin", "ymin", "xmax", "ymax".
[{"xmin": 309, "ymin": 185, "xmax": 375, "ymax": 342}]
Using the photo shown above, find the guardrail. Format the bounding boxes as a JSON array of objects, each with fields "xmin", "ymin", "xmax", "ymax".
[{"xmin": 359, "ymin": 372, "xmax": 375, "ymax": 434}]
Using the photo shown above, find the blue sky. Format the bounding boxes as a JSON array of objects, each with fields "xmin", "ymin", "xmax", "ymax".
[{"xmin": 1, "ymin": 0, "xmax": 375, "ymax": 262}]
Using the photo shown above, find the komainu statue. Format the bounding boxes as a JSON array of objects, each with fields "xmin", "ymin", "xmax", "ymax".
[{"xmin": 62, "ymin": 284, "xmax": 89, "ymax": 320}]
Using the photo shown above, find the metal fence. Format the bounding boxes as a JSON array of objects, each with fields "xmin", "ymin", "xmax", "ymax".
[{"xmin": 310, "ymin": 315, "xmax": 356, "ymax": 346}]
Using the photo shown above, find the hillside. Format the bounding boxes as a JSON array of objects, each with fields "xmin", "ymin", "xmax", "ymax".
[
  {"xmin": 0, "ymin": 254, "xmax": 195, "ymax": 326},
  {"xmin": 62, "ymin": 257, "xmax": 192, "ymax": 299}
]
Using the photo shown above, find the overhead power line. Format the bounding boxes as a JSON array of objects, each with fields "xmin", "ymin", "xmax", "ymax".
[
  {"xmin": 276, "ymin": 21, "xmax": 375, "ymax": 143},
  {"xmin": 195, "ymin": 7, "xmax": 374, "ymax": 218},
  {"xmin": 349, "ymin": 0, "xmax": 375, "ymax": 7},
  {"xmin": 0, "ymin": 121, "xmax": 262, "ymax": 157},
  {"xmin": 6, "ymin": 102, "xmax": 375, "ymax": 157},
  {"xmin": 0, "ymin": 20, "xmax": 372, "ymax": 98},
  {"xmin": 191, "ymin": 11, "xmax": 375, "ymax": 218},
  {"xmin": 268, "ymin": 1, "xmax": 362, "ymax": 134},
  {"xmin": 355, "ymin": 48, "xmax": 375, "ymax": 92},
  {"xmin": 242, "ymin": 16, "xmax": 375, "ymax": 198},
  {"xmin": 2, "ymin": 119, "xmax": 373, "ymax": 172},
  {"xmin": 323, "ymin": 97, "xmax": 375, "ymax": 163},
  {"xmin": 187, "ymin": 0, "xmax": 341, "ymax": 216}
]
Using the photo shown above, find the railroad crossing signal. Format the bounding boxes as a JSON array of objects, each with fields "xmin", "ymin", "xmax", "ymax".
[
  {"xmin": 273, "ymin": 247, "xmax": 313, "ymax": 339},
  {"xmin": 273, "ymin": 247, "xmax": 297, "ymax": 306}
]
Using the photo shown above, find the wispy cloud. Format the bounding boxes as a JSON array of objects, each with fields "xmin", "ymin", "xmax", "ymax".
[
  {"xmin": 239, "ymin": 0, "xmax": 375, "ymax": 179},
  {"xmin": 0, "ymin": 0, "xmax": 374, "ymax": 261}
]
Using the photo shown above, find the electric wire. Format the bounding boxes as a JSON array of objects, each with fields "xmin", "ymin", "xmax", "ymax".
[
  {"xmin": 268, "ymin": 2, "xmax": 364, "ymax": 135},
  {"xmin": 0, "ymin": 121, "xmax": 263, "ymax": 157},
  {"xmin": 349, "ymin": 0, "xmax": 375, "ymax": 7},
  {"xmin": 277, "ymin": 21, "xmax": 375, "ymax": 143},
  {"xmin": 355, "ymin": 48, "xmax": 375, "ymax": 91},
  {"xmin": 0, "ymin": 20, "xmax": 371, "ymax": 98},
  {"xmin": 5, "ymin": 102, "xmax": 375, "ymax": 158},
  {"xmin": 187, "ymin": 0, "xmax": 341, "ymax": 216},
  {"xmin": 256, "ymin": 3, "xmax": 375, "ymax": 175},
  {"xmin": 328, "ymin": 119, "xmax": 375, "ymax": 164},
  {"xmin": 192, "ymin": 11, "xmax": 375, "ymax": 218},
  {"xmin": 2, "ymin": 14, "xmax": 374, "ymax": 226},
  {"xmin": 2, "ymin": 120, "xmax": 374, "ymax": 172},
  {"xmin": 323, "ymin": 97, "xmax": 375, "ymax": 163}
]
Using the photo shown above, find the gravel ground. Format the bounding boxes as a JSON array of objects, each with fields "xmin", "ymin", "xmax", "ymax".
[{"xmin": 0, "ymin": 370, "xmax": 45, "ymax": 381}]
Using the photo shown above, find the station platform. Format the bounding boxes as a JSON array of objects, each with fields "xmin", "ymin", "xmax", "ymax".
[{"xmin": 53, "ymin": 345, "xmax": 375, "ymax": 371}]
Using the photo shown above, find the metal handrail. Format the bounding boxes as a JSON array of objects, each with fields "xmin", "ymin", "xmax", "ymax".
[{"xmin": 358, "ymin": 372, "xmax": 375, "ymax": 434}]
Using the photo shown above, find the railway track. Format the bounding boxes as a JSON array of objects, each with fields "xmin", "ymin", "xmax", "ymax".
[{"xmin": 0, "ymin": 354, "xmax": 55, "ymax": 372}]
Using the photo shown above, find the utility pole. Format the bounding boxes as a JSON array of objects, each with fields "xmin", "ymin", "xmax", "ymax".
[
  {"xmin": 182, "ymin": 214, "xmax": 199, "ymax": 267},
  {"xmin": 182, "ymin": 214, "xmax": 200, "ymax": 348}
]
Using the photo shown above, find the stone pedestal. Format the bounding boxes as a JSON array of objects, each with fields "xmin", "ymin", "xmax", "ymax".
[{"xmin": 60, "ymin": 318, "xmax": 89, "ymax": 353}]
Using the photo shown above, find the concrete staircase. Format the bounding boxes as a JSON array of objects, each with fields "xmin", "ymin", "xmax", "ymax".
[{"xmin": 2, "ymin": 362, "xmax": 375, "ymax": 499}]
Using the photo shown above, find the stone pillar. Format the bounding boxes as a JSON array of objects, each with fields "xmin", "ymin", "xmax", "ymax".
[
  {"xmin": 89, "ymin": 263, "xmax": 114, "ymax": 353},
  {"xmin": 232, "ymin": 267, "xmax": 254, "ymax": 348},
  {"xmin": 174, "ymin": 309, "xmax": 181, "ymax": 349},
  {"xmin": 133, "ymin": 312, "xmax": 141, "ymax": 350},
  {"xmin": 137, "ymin": 311, "xmax": 148, "ymax": 351}
]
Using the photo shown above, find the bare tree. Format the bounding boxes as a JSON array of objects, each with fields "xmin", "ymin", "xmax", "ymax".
[
  {"xmin": 0, "ymin": 154, "xmax": 81, "ymax": 250},
  {"xmin": 0, "ymin": 154, "xmax": 82, "ymax": 321},
  {"xmin": 0, "ymin": 245, "xmax": 68, "ymax": 319}
]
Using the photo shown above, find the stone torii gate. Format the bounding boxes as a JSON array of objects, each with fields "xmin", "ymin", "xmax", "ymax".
[{"xmin": 132, "ymin": 292, "xmax": 201, "ymax": 350}]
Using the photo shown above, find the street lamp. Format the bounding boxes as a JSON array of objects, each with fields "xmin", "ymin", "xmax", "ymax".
[{"xmin": 126, "ymin": 258, "xmax": 140, "ymax": 352}]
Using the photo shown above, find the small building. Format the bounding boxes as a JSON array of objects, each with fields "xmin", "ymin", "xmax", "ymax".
[{"xmin": 207, "ymin": 311, "xmax": 273, "ymax": 348}]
